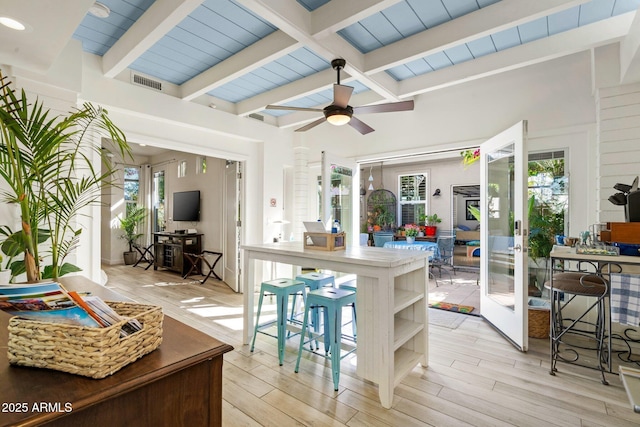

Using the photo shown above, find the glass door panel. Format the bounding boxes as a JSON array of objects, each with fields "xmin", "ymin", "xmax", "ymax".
[{"xmin": 480, "ymin": 121, "xmax": 529, "ymax": 351}]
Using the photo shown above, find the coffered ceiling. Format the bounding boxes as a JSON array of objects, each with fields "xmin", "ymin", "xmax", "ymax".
[{"xmin": 1, "ymin": 0, "xmax": 640, "ymax": 131}]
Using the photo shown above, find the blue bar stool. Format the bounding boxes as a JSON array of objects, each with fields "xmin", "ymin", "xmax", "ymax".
[
  {"xmin": 250, "ymin": 278, "xmax": 307, "ymax": 366},
  {"xmin": 295, "ymin": 287, "xmax": 356, "ymax": 391},
  {"xmin": 339, "ymin": 279, "xmax": 357, "ymax": 338},
  {"xmin": 294, "ymin": 272, "xmax": 335, "ymax": 350}
]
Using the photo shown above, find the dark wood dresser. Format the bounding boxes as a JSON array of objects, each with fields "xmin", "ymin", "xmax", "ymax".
[{"xmin": 0, "ymin": 277, "xmax": 233, "ymax": 427}]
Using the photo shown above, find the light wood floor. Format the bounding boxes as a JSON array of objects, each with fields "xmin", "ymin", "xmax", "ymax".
[{"xmin": 102, "ymin": 264, "xmax": 639, "ymax": 426}]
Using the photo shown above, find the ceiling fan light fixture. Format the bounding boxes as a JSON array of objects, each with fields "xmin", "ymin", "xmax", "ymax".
[
  {"xmin": 326, "ymin": 112, "xmax": 351, "ymax": 126},
  {"xmin": 324, "ymin": 105, "xmax": 353, "ymax": 126}
]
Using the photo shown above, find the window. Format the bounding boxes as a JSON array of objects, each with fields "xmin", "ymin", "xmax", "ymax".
[
  {"xmin": 123, "ymin": 167, "xmax": 139, "ymax": 217},
  {"xmin": 153, "ymin": 171, "xmax": 165, "ymax": 232},
  {"xmin": 197, "ymin": 156, "xmax": 207, "ymax": 174},
  {"xmin": 178, "ymin": 160, "xmax": 187, "ymax": 178},
  {"xmin": 398, "ymin": 173, "xmax": 427, "ymax": 225}
]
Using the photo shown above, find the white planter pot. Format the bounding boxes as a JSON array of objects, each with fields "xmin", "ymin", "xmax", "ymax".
[{"xmin": 0, "ymin": 269, "xmax": 12, "ymax": 284}]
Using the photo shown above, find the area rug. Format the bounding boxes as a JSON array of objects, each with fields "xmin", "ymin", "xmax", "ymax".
[
  {"xmin": 429, "ymin": 301, "xmax": 475, "ymax": 314},
  {"xmin": 428, "ymin": 308, "xmax": 466, "ymax": 329}
]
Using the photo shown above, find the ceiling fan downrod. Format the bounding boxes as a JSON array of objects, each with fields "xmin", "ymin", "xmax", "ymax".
[{"xmin": 331, "ymin": 58, "xmax": 346, "ymax": 85}]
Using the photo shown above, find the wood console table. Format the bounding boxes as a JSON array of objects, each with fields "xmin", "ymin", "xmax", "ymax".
[
  {"xmin": 242, "ymin": 241, "xmax": 429, "ymax": 409},
  {"xmin": 0, "ymin": 276, "xmax": 233, "ymax": 427},
  {"xmin": 153, "ymin": 232, "xmax": 203, "ymax": 276}
]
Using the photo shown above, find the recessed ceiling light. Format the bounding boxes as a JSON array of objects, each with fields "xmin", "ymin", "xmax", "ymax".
[
  {"xmin": 0, "ymin": 16, "xmax": 26, "ymax": 31},
  {"xmin": 139, "ymin": 143, "xmax": 147, "ymax": 147},
  {"xmin": 88, "ymin": 2, "xmax": 111, "ymax": 19}
]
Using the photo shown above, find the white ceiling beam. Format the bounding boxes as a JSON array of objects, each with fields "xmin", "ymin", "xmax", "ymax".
[
  {"xmin": 365, "ymin": 0, "xmax": 591, "ymax": 74},
  {"xmin": 398, "ymin": 13, "xmax": 634, "ymax": 98},
  {"xmin": 238, "ymin": 0, "xmax": 402, "ymax": 102},
  {"xmin": 310, "ymin": 0, "xmax": 403, "ymax": 38},
  {"xmin": 236, "ymin": 68, "xmax": 347, "ymax": 116},
  {"xmin": 102, "ymin": 0, "xmax": 202, "ymax": 78},
  {"xmin": 180, "ymin": 31, "xmax": 300, "ymax": 101},
  {"xmin": 620, "ymin": 7, "xmax": 640, "ymax": 84}
]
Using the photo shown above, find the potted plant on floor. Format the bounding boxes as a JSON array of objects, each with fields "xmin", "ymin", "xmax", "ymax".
[
  {"xmin": 119, "ymin": 206, "xmax": 147, "ymax": 265},
  {"xmin": 425, "ymin": 214, "xmax": 442, "ymax": 237},
  {"xmin": 0, "ymin": 69, "xmax": 131, "ymax": 281}
]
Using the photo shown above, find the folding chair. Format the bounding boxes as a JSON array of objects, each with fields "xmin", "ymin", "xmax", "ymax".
[
  {"xmin": 132, "ymin": 242, "xmax": 155, "ymax": 270},
  {"xmin": 183, "ymin": 250, "xmax": 223, "ymax": 284}
]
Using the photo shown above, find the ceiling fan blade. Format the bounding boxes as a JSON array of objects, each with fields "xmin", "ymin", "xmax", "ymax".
[
  {"xmin": 348, "ymin": 116, "xmax": 374, "ymax": 135},
  {"xmin": 333, "ymin": 84, "xmax": 353, "ymax": 108},
  {"xmin": 352, "ymin": 100, "xmax": 414, "ymax": 114},
  {"xmin": 295, "ymin": 117, "xmax": 326, "ymax": 132},
  {"xmin": 265, "ymin": 105, "xmax": 323, "ymax": 112}
]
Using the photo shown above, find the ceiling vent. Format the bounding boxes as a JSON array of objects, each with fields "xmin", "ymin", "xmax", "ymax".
[
  {"xmin": 248, "ymin": 113, "xmax": 264, "ymax": 121},
  {"xmin": 131, "ymin": 72, "xmax": 162, "ymax": 91}
]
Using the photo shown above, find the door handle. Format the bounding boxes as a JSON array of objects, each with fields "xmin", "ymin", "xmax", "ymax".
[{"xmin": 514, "ymin": 244, "xmax": 522, "ymax": 252}]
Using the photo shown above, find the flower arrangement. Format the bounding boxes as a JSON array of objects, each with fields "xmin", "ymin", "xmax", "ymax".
[
  {"xmin": 404, "ymin": 224, "xmax": 420, "ymax": 237},
  {"xmin": 461, "ymin": 149, "xmax": 480, "ymax": 166}
]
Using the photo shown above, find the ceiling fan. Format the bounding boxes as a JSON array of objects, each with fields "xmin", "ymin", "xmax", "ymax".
[{"xmin": 265, "ymin": 59, "xmax": 414, "ymax": 135}]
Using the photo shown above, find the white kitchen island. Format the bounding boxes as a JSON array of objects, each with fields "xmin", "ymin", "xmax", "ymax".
[{"xmin": 242, "ymin": 241, "xmax": 429, "ymax": 409}]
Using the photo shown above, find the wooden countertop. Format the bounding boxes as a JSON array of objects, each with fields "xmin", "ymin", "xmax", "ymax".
[
  {"xmin": 0, "ymin": 276, "xmax": 233, "ymax": 427},
  {"xmin": 242, "ymin": 241, "xmax": 429, "ymax": 268}
]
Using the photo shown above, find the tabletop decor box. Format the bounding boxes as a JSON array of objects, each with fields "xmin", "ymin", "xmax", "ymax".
[
  {"xmin": 303, "ymin": 231, "xmax": 346, "ymax": 251},
  {"xmin": 7, "ymin": 301, "xmax": 163, "ymax": 379}
]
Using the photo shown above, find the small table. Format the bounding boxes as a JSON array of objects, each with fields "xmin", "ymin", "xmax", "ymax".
[{"xmin": 383, "ymin": 240, "xmax": 439, "ymax": 259}]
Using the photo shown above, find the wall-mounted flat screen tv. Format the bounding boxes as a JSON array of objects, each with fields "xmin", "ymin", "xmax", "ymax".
[{"xmin": 173, "ymin": 190, "xmax": 200, "ymax": 221}]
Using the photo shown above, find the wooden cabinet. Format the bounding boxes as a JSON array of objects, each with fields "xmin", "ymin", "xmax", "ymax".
[
  {"xmin": 154, "ymin": 233, "xmax": 203, "ymax": 276},
  {"xmin": 0, "ymin": 276, "xmax": 233, "ymax": 427}
]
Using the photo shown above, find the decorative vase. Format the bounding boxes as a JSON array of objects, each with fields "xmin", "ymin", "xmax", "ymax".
[{"xmin": 406, "ymin": 236, "xmax": 415, "ymax": 244}]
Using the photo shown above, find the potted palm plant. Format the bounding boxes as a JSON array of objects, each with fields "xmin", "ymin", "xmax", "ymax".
[
  {"xmin": 0, "ymin": 69, "xmax": 131, "ymax": 282},
  {"xmin": 119, "ymin": 206, "xmax": 147, "ymax": 265}
]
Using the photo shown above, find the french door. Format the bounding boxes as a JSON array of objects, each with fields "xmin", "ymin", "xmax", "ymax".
[
  {"xmin": 480, "ymin": 121, "xmax": 529, "ymax": 350},
  {"xmin": 321, "ymin": 152, "xmax": 359, "ymax": 247}
]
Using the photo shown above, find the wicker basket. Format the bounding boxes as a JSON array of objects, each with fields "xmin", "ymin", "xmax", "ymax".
[
  {"xmin": 528, "ymin": 306, "xmax": 550, "ymax": 339},
  {"xmin": 7, "ymin": 301, "xmax": 163, "ymax": 379}
]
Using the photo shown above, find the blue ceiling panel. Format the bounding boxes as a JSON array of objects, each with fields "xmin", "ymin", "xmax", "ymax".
[
  {"xmin": 380, "ymin": 2, "xmax": 426, "ymax": 37},
  {"xmin": 338, "ymin": 24, "xmax": 382, "ymax": 54},
  {"xmin": 338, "ymin": 0, "xmax": 498, "ymax": 54},
  {"xmin": 296, "ymin": 0, "xmax": 331, "ymax": 12},
  {"xmin": 208, "ymin": 48, "xmax": 328, "ymax": 102},
  {"xmin": 579, "ymin": 0, "xmax": 615, "ymax": 25},
  {"xmin": 490, "ymin": 27, "xmax": 521, "ymax": 51},
  {"xmin": 466, "ymin": 36, "xmax": 496, "ymax": 58},
  {"xmin": 476, "ymin": 0, "xmax": 501, "ymax": 7},
  {"xmin": 72, "ymin": 0, "xmax": 154, "ymax": 55},
  {"xmin": 128, "ymin": 0, "xmax": 277, "ymax": 85},
  {"xmin": 405, "ymin": 0, "xmax": 453, "ymax": 28},
  {"xmin": 425, "ymin": 51, "xmax": 453, "ymax": 71},
  {"xmin": 386, "ymin": 64, "xmax": 419, "ymax": 81},
  {"xmin": 441, "ymin": 0, "xmax": 482, "ymax": 19},
  {"xmin": 517, "ymin": 17, "xmax": 548, "ymax": 44},
  {"xmin": 548, "ymin": 6, "xmax": 580, "ymax": 35},
  {"xmin": 444, "ymin": 44, "xmax": 474, "ymax": 64},
  {"xmin": 613, "ymin": 0, "xmax": 640, "ymax": 15}
]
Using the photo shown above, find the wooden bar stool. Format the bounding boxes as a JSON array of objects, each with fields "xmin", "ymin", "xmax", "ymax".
[
  {"xmin": 295, "ymin": 287, "xmax": 356, "ymax": 391},
  {"xmin": 546, "ymin": 271, "xmax": 610, "ymax": 384},
  {"xmin": 250, "ymin": 278, "xmax": 306, "ymax": 366}
]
